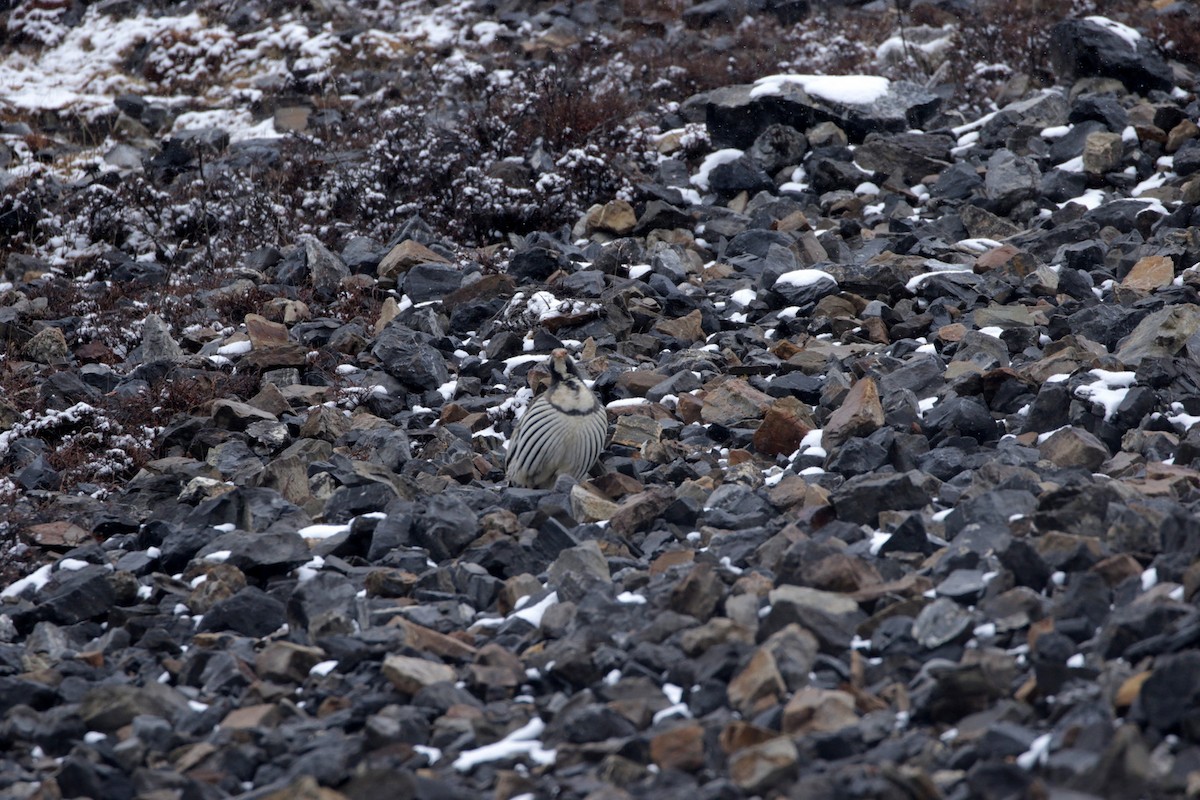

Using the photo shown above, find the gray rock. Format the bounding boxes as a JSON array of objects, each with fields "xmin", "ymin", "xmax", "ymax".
[
  {"xmin": 303, "ymin": 235, "xmax": 349, "ymax": 297},
  {"xmin": 831, "ymin": 470, "xmax": 936, "ymax": 525},
  {"xmin": 703, "ymin": 79, "xmax": 939, "ymax": 150},
  {"xmin": 404, "ymin": 262, "xmax": 462, "ymax": 303},
  {"xmin": 912, "ymin": 597, "xmax": 974, "ymax": 648},
  {"xmin": 37, "ymin": 564, "xmax": 116, "ymax": 626},
  {"xmin": 1050, "ymin": 18, "xmax": 1174, "ymax": 93},
  {"xmin": 371, "ymin": 324, "xmax": 451, "ymax": 390},
  {"xmin": 196, "ymin": 586, "xmax": 286, "ymax": 636},
  {"xmin": 984, "ymin": 149, "xmax": 1041, "ymax": 213},
  {"xmin": 748, "ymin": 123, "xmax": 808, "ymax": 173},
  {"xmin": 137, "ymin": 314, "xmax": 183, "ymax": 363},
  {"xmin": 1115, "ymin": 304, "xmax": 1200, "ymax": 366}
]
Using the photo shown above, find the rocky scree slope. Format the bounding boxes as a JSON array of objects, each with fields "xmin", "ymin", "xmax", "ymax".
[{"xmin": 2, "ymin": 2, "xmax": 1200, "ymax": 799}]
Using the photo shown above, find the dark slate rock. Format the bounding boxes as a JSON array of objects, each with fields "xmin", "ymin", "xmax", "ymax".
[
  {"xmin": 196, "ymin": 530, "xmax": 310, "ymax": 576},
  {"xmin": 404, "ymin": 262, "xmax": 462, "ymax": 303},
  {"xmin": 983, "ymin": 148, "xmax": 1040, "ymax": 213},
  {"xmin": 936, "ymin": 569, "xmax": 989, "ymax": 603},
  {"xmin": 931, "ymin": 162, "xmax": 983, "ymax": 201},
  {"xmin": 411, "ymin": 492, "xmax": 480, "ymax": 561},
  {"xmin": 945, "ymin": 489, "xmax": 1037, "ymax": 537},
  {"xmin": 1175, "ymin": 139, "xmax": 1200, "ymax": 178},
  {"xmin": 808, "ymin": 155, "xmax": 869, "ymax": 193},
  {"xmin": 879, "ymin": 514, "xmax": 935, "ymax": 556},
  {"xmin": 1049, "ymin": 18, "xmax": 1175, "ymax": 94},
  {"xmin": 704, "ymin": 483, "xmax": 773, "ymax": 529},
  {"xmin": 1069, "ymin": 93, "xmax": 1128, "ymax": 132},
  {"xmin": 708, "ymin": 155, "xmax": 774, "ymax": 195},
  {"xmin": 508, "ymin": 247, "xmax": 564, "ymax": 281},
  {"xmin": 287, "ymin": 572, "xmax": 358, "ymax": 642},
  {"xmin": 371, "ymin": 325, "xmax": 451, "ymax": 390},
  {"xmin": 1136, "ymin": 650, "xmax": 1200, "ymax": 735},
  {"xmin": 922, "ymin": 396, "xmax": 1001, "ymax": 445},
  {"xmin": 824, "ymin": 437, "xmax": 888, "ymax": 477},
  {"xmin": 36, "ymin": 565, "xmax": 116, "ymax": 626},
  {"xmin": 197, "ymin": 586, "xmax": 287, "ymax": 637},
  {"xmin": 1047, "ymin": 119, "xmax": 1108, "ymax": 163},
  {"xmin": 341, "ymin": 236, "xmax": 386, "ymax": 273},
  {"xmin": 748, "ymin": 123, "xmax": 808, "ymax": 173},
  {"xmin": 854, "ymin": 131, "xmax": 953, "ymax": 184},
  {"xmin": 1084, "ymin": 198, "xmax": 1167, "ymax": 234},
  {"xmin": 703, "ymin": 79, "xmax": 939, "ymax": 150},
  {"xmin": 551, "ymin": 701, "xmax": 638, "ymax": 744},
  {"xmin": 771, "ymin": 271, "xmax": 838, "ymax": 307},
  {"xmin": 912, "ymin": 597, "xmax": 974, "ymax": 649},
  {"xmin": 323, "ymin": 481, "xmax": 400, "ymax": 524},
  {"xmin": 1040, "ymin": 168, "xmax": 1088, "ymax": 203},
  {"xmin": 830, "ymin": 471, "xmax": 935, "ymax": 525}
]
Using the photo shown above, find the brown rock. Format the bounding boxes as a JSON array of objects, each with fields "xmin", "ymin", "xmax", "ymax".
[
  {"xmin": 570, "ymin": 483, "xmax": 619, "ymax": 522},
  {"xmin": 499, "ymin": 573, "xmax": 543, "ymax": 614},
  {"xmin": 212, "ymin": 399, "xmax": 277, "ymax": 431},
  {"xmin": 960, "ymin": 203, "xmax": 1021, "ymax": 239},
  {"xmin": 1167, "ymin": 118, "xmax": 1199, "ymax": 153},
  {"xmin": 609, "ymin": 486, "xmax": 674, "ymax": 536},
  {"xmin": 616, "ymin": 369, "xmax": 667, "ymax": 396},
  {"xmin": 973, "ymin": 244, "xmax": 1037, "ymax": 277},
  {"xmin": 26, "ymin": 521, "xmax": 90, "ymax": 548},
  {"xmin": 701, "ymin": 379, "xmax": 774, "ymax": 426},
  {"xmin": 728, "ymin": 736, "xmax": 798, "ymax": 793},
  {"xmin": 388, "ymin": 618, "xmax": 477, "ymax": 660},
  {"xmin": 442, "ymin": 273, "xmax": 516, "ymax": 311},
  {"xmin": 381, "ymin": 654, "xmax": 456, "ymax": 694},
  {"xmin": 377, "ymin": 239, "xmax": 450, "ymax": 280},
  {"xmin": 259, "ymin": 776, "xmax": 348, "ymax": 800},
  {"xmin": 752, "ymin": 396, "xmax": 816, "ymax": 456},
  {"xmin": 857, "ymin": 315, "xmax": 888, "ymax": 343},
  {"xmin": 679, "ymin": 617, "xmax": 754, "ymax": 655},
  {"xmin": 670, "ymin": 562, "xmax": 723, "ymax": 620},
  {"xmin": 650, "ymin": 549, "xmax": 695, "ymax": 575},
  {"xmin": 298, "ymin": 405, "xmax": 351, "ymax": 442},
  {"xmin": 649, "ymin": 723, "xmax": 706, "ymax": 772},
  {"xmin": 654, "ymin": 309, "xmax": 706, "ymax": 343},
  {"xmin": 75, "ymin": 340, "xmax": 116, "ymax": 364},
  {"xmin": 676, "ymin": 392, "xmax": 705, "ymax": 424},
  {"xmin": 719, "ymin": 720, "xmax": 780, "ymax": 754},
  {"xmin": 1116, "ymin": 671, "xmax": 1151, "ymax": 709},
  {"xmin": 221, "ymin": 703, "xmax": 282, "ymax": 730},
  {"xmin": 821, "ymin": 377, "xmax": 884, "ymax": 450},
  {"xmin": 1120, "ymin": 255, "xmax": 1174, "ymax": 293},
  {"xmin": 1039, "ymin": 426, "xmax": 1110, "ymax": 471},
  {"xmin": 727, "ymin": 647, "xmax": 786, "ymax": 716},
  {"xmin": 1035, "ymin": 531, "xmax": 1105, "ymax": 567},
  {"xmin": 256, "ymin": 642, "xmax": 326, "ymax": 684},
  {"xmin": 588, "ymin": 200, "xmax": 638, "ymax": 236},
  {"xmin": 1092, "ymin": 554, "xmax": 1145, "ymax": 587},
  {"xmin": 781, "ymin": 687, "xmax": 859, "ymax": 734},
  {"xmin": 239, "ymin": 342, "xmax": 310, "ymax": 369},
  {"xmin": 801, "ymin": 553, "xmax": 883, "ymax": 593},
  {"xmin": 1083, "ymin": 131, "xmax": 1124, "ymax": 174},
  {"xmin": 248, "ymin": 382, "xmax": 291, "ymax": 416},
  {"xmin": 610, "ymin": 414, "xmax": 663, "ymax": 448},
  {"xmin": 363, "ymin": 568, "xmax": 418, "ymax": 598},
  {"xmin": 469, "ymin": 655, "xmax": 522, "ymax": 693},
  {"xmin": 22, "ymin": 326, "xmax": 70, "ymax": 364},
  {"xmin": 591, "ymin": 471, "xmax": 645, "ymax": 499},
  {"xmin": 245, "ymin": 313, "xmax": 289, "ymax": 348},
  {"xmin": 936, "ymin": 323, "xmax": 968, "ymax": 343}
]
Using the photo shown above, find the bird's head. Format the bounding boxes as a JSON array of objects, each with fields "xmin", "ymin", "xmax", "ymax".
[{"xmin": 548, "ymin": 348, "xmax": 583, "ymax": 383}]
